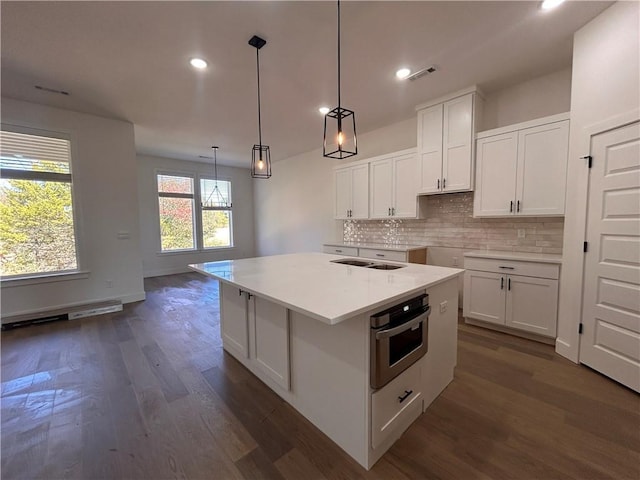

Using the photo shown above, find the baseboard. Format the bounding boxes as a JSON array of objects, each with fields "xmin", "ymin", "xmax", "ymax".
[{"xmin": 555, "ymin": 338, "xmax": 579, "ymax": 363}]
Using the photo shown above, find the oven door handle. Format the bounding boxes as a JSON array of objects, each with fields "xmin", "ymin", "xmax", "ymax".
[{"xmin": 375, "ymin": 307, "xmax": 430, "ymax": 340}]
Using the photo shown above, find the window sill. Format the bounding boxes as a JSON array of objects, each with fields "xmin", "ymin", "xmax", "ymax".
[
  {"xmin": 1, "ymin": 270, "xmax": 90, "ymax": 288},
  {"xmin": 156, "ymin": 247, "xmax": 235, "ymax": 256}
]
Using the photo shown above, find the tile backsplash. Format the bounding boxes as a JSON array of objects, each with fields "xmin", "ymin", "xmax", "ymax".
[{"xmin": 343, "ymin": 192, "xmax": 564, "ymax": 254}]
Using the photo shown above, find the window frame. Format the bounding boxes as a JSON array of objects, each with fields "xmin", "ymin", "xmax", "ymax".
[
  {"xmin": 155, "ymin": 170, "xmax": 234, "ymax": 255},
  {"xmin": 0, "ymin": 123, "xmax": 84, "ymax": 282}
]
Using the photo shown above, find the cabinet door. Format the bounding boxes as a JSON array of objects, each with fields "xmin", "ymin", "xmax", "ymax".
[
  {"xmin": 334, "ymin": 168, "xmax": 352, "ymax": 219},
  {"xmin": 516, "ymin": 120, "xmax": 569, "ymax": 216},
  {"xmin": 252, "ymin": 296, "xmax": 291, "ymax": 390},
  {"xmin": 474, "ymin": 132, "xmax": 518, "ymax": 217},
  {"xmin": 463, "ymin": 271, "xmax": 506, "ymax": 325},
  {"xmin": 369, "ymin": 158, "xmax": 394, "ymax": 219},
  {"xmin": 350, "ymin": 164, "xmax": 369, "ymax": 219},
  {"xmin": 505, "ymin": 275, "xmax": 558, "ymax": 337},
  {"xmin": 392, "ymin": 153, "xmax": 418, "ymax": 218},
  {"xmin": 417, "ymin": 104, "xmax": 443, "ymax": 194},
  {"xmin": 220, "ymin": 283, "xmax": 249, "ymax": 359},
  {"xmin": 442, "ymin": 94, "xmax": 474, "ymax": 192}
]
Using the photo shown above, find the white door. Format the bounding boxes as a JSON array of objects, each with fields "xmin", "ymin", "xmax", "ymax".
[
  {"xmin": 350, "ymin": 164, "xmax": 369, "ymax": 219},
  {"xmin": 474, "ymin": 132, "xmax": 518, "ymax": 217},
  {"xmin": 417, "ymin": 104, "xmax": 443, "ymax": 194},
  {"xmin": 220, "ymin": 283, "xmax": 249, "ymax": 359},
  {"xmin": 505, "ymin": 275, "xmax": 558, "ymax": 337},
  {"xmin": 580, "ymin": 121, "xmax": 640, "ymax": 392},
  {"xmin": 334, "ymin": 168, "xmax": 351, "ymax": 219},
  {"xmin": 392, "ymin": 153, "xmax": 418, "ymax": 218},
  {"xmin": 463, "ymin": 271, "xmax": 506, "ymax": 325},
  {"xmin": 516, "ymin": 120, "xmax": 569, "ymax": 216},
  {"xmin": 443, "ymin": 94, "xmax": 473, "ymax": 192},
  {"xmin": 369, "ymin": 158, "xmax": 393, "ymax": 219},
  {"xmin": 252, "ymin": 296, "xmax": 290, "ymax": 390}
]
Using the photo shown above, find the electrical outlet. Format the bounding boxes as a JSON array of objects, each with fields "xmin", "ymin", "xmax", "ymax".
[
  {"xmin": 106, "ymin": 280, "xmax": 113, "ymax": 288},
  {"xmin": 439, "ymin": 301, "xmax": 448, "ymax": 313},
  {"xmin": 452, "ymin": 256, "xmax": 459, "ymax": 267},
  {"xmin": 518, "ymin": 229, "xmax": 526, "ymax": 238}
]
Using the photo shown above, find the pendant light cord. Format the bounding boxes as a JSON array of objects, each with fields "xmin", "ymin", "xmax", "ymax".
[
  {"xmin": 256, "ymin": 47, "xmax": 263, "ymax": 151},
  {"xmin": 337, "ymin": 0, "xmax": 341, "ymax": 110}
]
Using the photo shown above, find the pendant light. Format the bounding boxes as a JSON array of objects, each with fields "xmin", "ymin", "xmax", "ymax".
[
  {"xmin": 323, "ymin": 0, "xmax": 357, "ymax": 159},
  {"xmin": 249, "ymin": 35, "xmax": 271, "ymax": 179},
  {"xmin": 203, "ymin": 146, "xmax": 230, "ymax": 208}
]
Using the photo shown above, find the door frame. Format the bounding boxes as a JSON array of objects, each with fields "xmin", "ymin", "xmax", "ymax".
[{"xmin": 556, "ymin": 107, "xmax": 640, "ymax": 363}]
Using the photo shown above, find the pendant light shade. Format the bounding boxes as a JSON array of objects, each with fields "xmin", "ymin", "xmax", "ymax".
[
  {"xmin": 203, "ymin": 146, "xmax": 231, "ymax": 208},
  {"xmin": 249, "ymin": 35, "xmax": 272, "ymax": 179},
  {"xmin": 323, "ymin": 0, "xmax": 357, "ymax": 159}
]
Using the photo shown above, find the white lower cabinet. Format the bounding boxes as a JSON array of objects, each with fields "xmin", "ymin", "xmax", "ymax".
[
  {"xmin": 371, "ymin": 360, "xmax": 423, "ymax": 450},
  {"xmin": 220, "ymin": 283, "xmax": 290, "ymax": 390},
  {"xmin": 463, "ymin": 256, "xmax": 560, "ymax": 338}
]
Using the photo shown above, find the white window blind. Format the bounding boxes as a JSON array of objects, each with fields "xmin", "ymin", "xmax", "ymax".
[{"xmin": 0, "ymin": 129, "xmax": 71, "ymax": 181}]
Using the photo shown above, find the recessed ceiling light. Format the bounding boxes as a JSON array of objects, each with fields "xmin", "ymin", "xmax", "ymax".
[
  {"xmin": 319, "ymin": 106, "xmax": 330, "ymax": 115},
  {"xmin": 190, "ymin": 58, "xmax": 208, "ymax": 69},
  {"xmin": 396, "ymin": 68, "xmax": 411, "ymax": 80},
  {"xmin": 541, "ymin": 0, "xmax": 566, "ymax": 10}
]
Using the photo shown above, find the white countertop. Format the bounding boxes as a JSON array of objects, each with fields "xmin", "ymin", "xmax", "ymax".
[
  {"xmin": 189, "ymin": 253, "xmax": 462, "ymax": 325},
  {"xmin": 464, "ymin": 250, "xmax": 562, "ymax": 264},
  {"xmin": 323, "ymin": 242, "xmax": 428, "ymax": 252}
]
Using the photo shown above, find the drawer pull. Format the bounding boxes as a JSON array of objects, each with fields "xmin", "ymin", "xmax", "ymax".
[
  {"xmin": 398, "ymin": 390, "xmax": 413, "ymax": 403},
  {"xmin": 376, "ymin": 253, "xmax": 385, "ymax": 257},
  {"xmin": 499, "ymin": 266, "xmax": 515, "ymax": 270},
  {"xmin": 501, "ymin": 277, "xmax": 504, "ymax": 290},
  {"xmin": 335, "ymin": 249, "xmax": 343, "ymax": 253}
]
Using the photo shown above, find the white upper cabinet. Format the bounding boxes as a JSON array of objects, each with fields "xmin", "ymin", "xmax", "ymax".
[
  {"xmin": 334, "ymin": 163, "xmax": 369, "ymax": 219},
  {"xmin": 474, "ymin": 113, "xmax": 570, "ymax": 217},
  {"xmin": 417, "ymin": 89, "xmax": 481, "ymax": 195},
  {"xmin": 369, "ymin": 151, "xmax": 419, "ymax": 219}
]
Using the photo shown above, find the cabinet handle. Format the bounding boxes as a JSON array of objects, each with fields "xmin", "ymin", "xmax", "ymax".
[
  {"xmin": 510, "ymin": 201, "xmax": 513, "ymax": 213},
  {"xmin": 501, "ymin": 277, "xmax": 504, "ymax": 290},
  {"xmin": 246, "ymin": 292, "xmax": 253, "ymax": 299},
  {"xmin": 398, "ymin": 390, "xmax": 413, "ymax": 403},
  {"xmin": 391, "ymin": 207, "xmax": 395, "ymax": 216},
  {"xmin": 517, "ymin": 200, "xmax": 521, "ymax": 213},
  {"xmin": 437, "ymin": 179, "xmax": 440, "ymax": 190},
  {"xmin": 508, "ymin": 278, "xmax": 511, "ymax": 291},
  {"xmin": 388, "ymin": 207, "xmax": 391, "ymax": 216},
  {"xmin": 335, "ymin": 249, "xmax": 342, "ymax": 253},
  {"xmin": 376, "ymin": 253, "xmax": 385, "ymax": 257},
  {"xmin": 499, "ymin": 266, "xmax": 514, "ymax": 270},
  {"xmin": 443, "ymin": 178, "xmax": 446, "ymax": 189},
  {"xmin": 239, "ymin": 289, "xmax": 244, "ymax": 296}
]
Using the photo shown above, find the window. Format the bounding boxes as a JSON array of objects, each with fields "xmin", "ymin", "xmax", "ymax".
[
  {"xmin": 0, "ymin": 126, "xmax": 79, "ymax": 277},
  {"xmin": 156, "ymin": 173, "xmax": 233, "ymax": 252}
]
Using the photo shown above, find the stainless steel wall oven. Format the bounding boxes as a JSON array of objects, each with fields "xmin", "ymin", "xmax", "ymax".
[{"xmin": 370, "ymin": 293, "xmax": 430, "ymax": 389}]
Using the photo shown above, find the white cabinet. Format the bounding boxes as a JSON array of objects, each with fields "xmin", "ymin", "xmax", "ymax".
[
  {"xmin": 220, "ymin": 283, "xmax": 290, "ymax": 390},
  {"xmin": 463, "ymin": 255, "xmax": 560, "ymax": 338},
  {"xmin": 334, "ymin": 164, "xmax": 369, "ymax": 219},
  {"xmin": 474, "ymin": 113, "xmax": 570, "ymax": 217},
  {"xmin": 417, "ymin": 90, "xmax": 481, "ymax": 195},
  {"xmin": 370, "ymin": 152, "xmax": 419, "ymax": 219}
]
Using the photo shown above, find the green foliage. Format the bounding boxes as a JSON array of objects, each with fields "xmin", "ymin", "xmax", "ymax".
[{"xmin": 0, "ymin": 178, "xmax": 77, "ymax": 275}]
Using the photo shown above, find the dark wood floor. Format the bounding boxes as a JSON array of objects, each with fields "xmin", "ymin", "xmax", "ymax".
[{"xmin": 2, "ymin": 272, "xmax": 639, "ymax": 480}]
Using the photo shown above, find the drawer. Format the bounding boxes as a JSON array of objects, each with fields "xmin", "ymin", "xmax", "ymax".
[
  {"xmin": 322, "ymin": 245, "xmax": 358, "ymax": 256},
  {"xmin": 359, "ymin": 248, "xmax": 407, "ymax": 263},
  {"xmin": 371, "ymin": 360, "xmax": 423, "ymax": 449},
  {"xmin": 464, "ymin": 257, "xmax": 559, "ymax": 280}
]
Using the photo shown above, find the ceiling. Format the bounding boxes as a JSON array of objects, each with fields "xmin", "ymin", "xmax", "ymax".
[{"xmin": 1, "ymin": 1, "xmax": 611, "ymax": 168}]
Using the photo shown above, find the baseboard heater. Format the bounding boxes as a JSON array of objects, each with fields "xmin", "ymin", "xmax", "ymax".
[{"xmin": 1, "ymin": 300, "xmax": 123, "ymax": 330}]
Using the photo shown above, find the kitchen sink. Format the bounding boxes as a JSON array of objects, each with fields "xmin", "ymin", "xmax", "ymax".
[{"xmin": 330, "ymin": 258, "xmax": 405, "ymax": 270}]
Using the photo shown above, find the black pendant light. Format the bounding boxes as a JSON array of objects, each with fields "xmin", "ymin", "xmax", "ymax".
[
  {"xmin": 249, "ymin": 35, "xmax": 271, "ymax": 179},
  {"xmin": 323, "ymin": 0, "xmax": 357, "ymax": 159},
  {"xmin": 203, "ymin": 146, "xmax": 230, "ymax": 208}
]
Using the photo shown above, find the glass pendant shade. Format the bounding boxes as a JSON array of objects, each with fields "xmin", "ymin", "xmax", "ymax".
[
  {"xmin": 323, "ymin": 106, "xmax": 357, "ymax": 159},
  {"xmin": 251, "ymin": 144, "xmax": 271, "ymax": 178}
]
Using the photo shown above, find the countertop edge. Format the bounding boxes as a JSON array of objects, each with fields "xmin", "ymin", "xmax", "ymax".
[{"xmin": 323, "ymin": 242, "xmax": 428, "ymax": 252}]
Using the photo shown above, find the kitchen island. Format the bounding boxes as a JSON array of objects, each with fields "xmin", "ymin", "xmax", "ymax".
[{"xmin": 190, "ymin": 252, "xmax": 462, "ymax": 469}]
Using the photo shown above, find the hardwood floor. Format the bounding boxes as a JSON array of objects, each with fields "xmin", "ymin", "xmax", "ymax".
[{"xmin": 2, "ymin": 272, "xmax": 639, "ymax": 479}]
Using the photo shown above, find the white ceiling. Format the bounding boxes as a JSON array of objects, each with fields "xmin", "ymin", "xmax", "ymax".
[{"xmin": 1, "ymin": 1, "xmax": 611, "ymax": 168}]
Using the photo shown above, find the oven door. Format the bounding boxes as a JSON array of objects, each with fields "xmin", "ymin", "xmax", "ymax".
[{"xmin": 370, "ymin": 306, "xmax": 430, "ymax": 389}]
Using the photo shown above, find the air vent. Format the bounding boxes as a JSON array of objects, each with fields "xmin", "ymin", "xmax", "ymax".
[
  {"xmin": 35, "ymin": 85, "xmax": 70, "ymax": 95},
  {"xmin": 407, "ymin": 66, "xmax": 437, "ymax": 82}
]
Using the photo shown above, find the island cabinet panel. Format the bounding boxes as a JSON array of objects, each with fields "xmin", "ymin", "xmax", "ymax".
[
  {"xmin": 371, "ymin": 360, "xmax": 422, "ymax": 449},
  {"xmin": 251, "ymin": 296, "xmax": 290, "ymax": 390},
  {"xmin": 220, "ymin": 283, "xmax": 249, "ymax": 358}
]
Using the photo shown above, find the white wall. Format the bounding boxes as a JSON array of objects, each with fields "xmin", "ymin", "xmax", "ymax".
[
  {"xmin": 557, "ymin": 1, "xmax": 640, "ymax": 362},
  {"xmin": 1, "ymin": 98, "xmax": 145, "ymax": 319},
  {"xmin": 482, "ymin": 68, "xmax": 572, "ymax": 130},
  {"xmin": 137, "ymin": 154, "xmax": 255, "ymax": 277}
]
